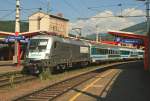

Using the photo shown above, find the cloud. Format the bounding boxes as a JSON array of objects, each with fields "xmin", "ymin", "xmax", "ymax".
[
  {"xmin": 70, "ymin": 8, "xmax": 145, "ymax": 36},
  {"xmin": 122, "ymin": 8, "xmax": 145, "ymax": 16}
]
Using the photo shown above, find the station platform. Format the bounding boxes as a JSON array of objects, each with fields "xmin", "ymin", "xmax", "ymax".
[
  {"xmin": 54, "ymin": 61, "xmax": 150, "ymax": 101},
  {"xmin": 0, "ymin": 61, "xmax": 23, "ymax": 74}
]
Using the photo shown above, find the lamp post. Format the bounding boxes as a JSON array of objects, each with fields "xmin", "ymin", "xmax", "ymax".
[{"xmin": 47, "ymin": 0, "xmax": 50, "ymax": 14}]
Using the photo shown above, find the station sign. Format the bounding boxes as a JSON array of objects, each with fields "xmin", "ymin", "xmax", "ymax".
[
  {"xmin": 121, "ymin": 39, "xmax": 143, "ymax": 44},
  {"xmin": 7, "ymin": 35, "xmax": 25, "ymax": 40},
  {"xmin": 115, "ymin": 37, "xmax": 143, "ymax": 44},
  {"xmin": 5, "ymin": 35, "xmax": 28, "ymax": 43}
]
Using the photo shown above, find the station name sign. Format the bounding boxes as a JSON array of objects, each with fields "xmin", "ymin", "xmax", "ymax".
[
  {"xmin": 5, "ymin": 35, "xmax": 28, "ymax": 43},
  {"xmin": 115, "ymin": 37, "xmax": 143, "ymax": 44},
  {"xmin": 121, "ymin": 39, "xmax": 143, "ymax": 44}
]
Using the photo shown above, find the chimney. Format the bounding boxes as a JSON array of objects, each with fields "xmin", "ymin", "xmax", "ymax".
[{"xmin": 56, "ymin": 13, "xmax": 63, "ymax": 17}]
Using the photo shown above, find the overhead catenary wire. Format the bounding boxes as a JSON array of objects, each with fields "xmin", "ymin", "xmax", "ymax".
[
  {"xmin": 0, "ymin": 9, "xmax": 15, "ymax": 12},
  {"xmin": 39, "ymin": 0, "xmax": 47, "ymax": 5},
  {"xmin": 79, "ymin": 0, "xmax": 89, "ymax": 9},
  {"xmin": 5, "ymin": 0, "xmax": 16, "ymax": 5},
  {"xmin": 88, "ymin": 3, "xmax": 145, "ymax": 15},
  {"xmin": 0, "ymin": 10, "xmax": 16, "ymax": 20},
  {"xmin": 77, "ymin": 15, "xmax": 146, "ymax": 20},
  {"xmin": 88, "ymin": 3, "xmax": 144, "ymax": 9},
  {"xmin": 63, "ymin": 0, "xmax": 82, "ymax": 17}
]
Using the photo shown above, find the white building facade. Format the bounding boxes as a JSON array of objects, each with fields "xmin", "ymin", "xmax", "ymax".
[{"xmin": 29, "ymin": 12, "xmax": 69, "ymax": 37}]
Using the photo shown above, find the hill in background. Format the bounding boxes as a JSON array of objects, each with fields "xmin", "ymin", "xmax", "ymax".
[
  {"xmin": 121, "ymin": 21, "xmax": 148, "ymax": 35},
  {"xmin": 85, "ymin": 21, "xmax": 148, "ymax": 41},
  {"xmin": 0, "ymin": 21, "xmax": 28, "ymax": 32},
  {"xmin": 85, "ymin": 33, "xmax": 115, "ymax": 41}
]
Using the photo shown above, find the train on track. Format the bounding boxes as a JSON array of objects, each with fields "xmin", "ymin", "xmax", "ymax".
[{"xmin": 23, "ymin": 34, "xmax": 144, "ymax": 74}]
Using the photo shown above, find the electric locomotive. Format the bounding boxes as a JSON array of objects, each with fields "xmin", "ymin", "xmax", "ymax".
[{"xmin": 23, "ymin": 35, "xmax": 90, "ymax": 74}]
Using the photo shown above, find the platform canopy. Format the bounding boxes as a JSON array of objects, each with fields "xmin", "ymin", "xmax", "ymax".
[
  {"xmin": 0, "ymin": 30, "xmax": 58, "ymax": 38},
  {"xmin": 108, "ymin": 30, "xmax": 147, "ymax": 40},
  {"xmin": 0, "ymin": 31, "xmax": 14, "ymax": 37},
  {"xmin": 21, "ymin": 30, "xmax": 58, "ymax": 37}
]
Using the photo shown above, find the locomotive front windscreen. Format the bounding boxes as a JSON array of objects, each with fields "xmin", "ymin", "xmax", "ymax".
[{"xmin": 29, "ymin": 39, "xmax": 48, "ymax": 52}]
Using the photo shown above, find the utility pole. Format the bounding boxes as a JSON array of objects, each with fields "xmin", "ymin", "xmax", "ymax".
[
  {"xmin": 139, "ymin": 0, "xmax": 150, "ymax": 34},
  {"xmin": 96, "ymin": 25, "xmax": 99, "ymax": 43},
  {"xmin": 138, "ymin": 0, "xmax": 150, "ymax": 70},
  {"xmin": 13, "ymin": 0, "xmax": 20, "ymax": 66},
  {"xmin": 146, "ymin": 0, "xmax": 150, "ymax": 70},
  {"xmin": 118, "ymin": 3, "xmax": 123, "ymax": 16}
]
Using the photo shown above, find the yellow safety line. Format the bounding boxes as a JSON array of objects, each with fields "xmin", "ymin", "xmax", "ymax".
[{"xmin": 69, "ymin": 70, "xmax": 114, "ymax": 101}]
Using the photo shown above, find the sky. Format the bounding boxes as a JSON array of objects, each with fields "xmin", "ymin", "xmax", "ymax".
[{"xmin": 0, "ymin": 0, "xmax": 147, "ymax": 36}]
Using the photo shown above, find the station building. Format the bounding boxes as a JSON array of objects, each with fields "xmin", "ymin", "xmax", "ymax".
[{"xmin": 29, "ymin": 12, "xmax": 69, "ymax": 37}]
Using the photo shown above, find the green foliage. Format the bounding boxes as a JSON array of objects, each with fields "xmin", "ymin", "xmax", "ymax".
[{"xmin": 39, "ymin": 68, "xmax": 51, "ymax": 80}]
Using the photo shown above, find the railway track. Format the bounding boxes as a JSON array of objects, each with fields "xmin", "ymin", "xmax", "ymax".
[
  {"xmin": 0, "ymin": 72, "xmax": 36, "ymax": 87},
  {"xmin": 14, "ymin": 65, "xmax": 113, "ymax": 101}
]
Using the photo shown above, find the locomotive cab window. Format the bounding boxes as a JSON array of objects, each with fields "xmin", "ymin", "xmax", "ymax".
[{"xmin": 29, "ymin": 39, "xmax": 48, "ymax": 52}]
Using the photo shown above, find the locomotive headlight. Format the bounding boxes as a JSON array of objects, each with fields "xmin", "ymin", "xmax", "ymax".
[{"xmin": 45, "ymin": 53, "xmax": 50, "ymax": 59}]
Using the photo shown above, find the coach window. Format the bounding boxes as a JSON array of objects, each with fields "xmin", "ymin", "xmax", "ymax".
[
  {"xmin": 105, "ymin": 49, "xmax": 108, "ymax": 54},
  {"xmin": 103, "ymin": 49, "xmax": 105, "ymax": 54},
  {"xmin": 107, "ymin": 49, "xmax": 109, "ymax": 54},
  {"xmin": 102, "ymin": 49, "xmax": 104, "ymax": 54},
  {"xmin": 106, "ymin": 49, "xmax": 108, "ymax": 54},
  {"xmin": 111, "ymin": 50, "xmax": 113, "ymax": 54},
  {"xmin": 102, "ymin": 49, "xmax": 105, "ymax": 54},
  {"xmin": 113, "ymin": 50, "xmax": 115, "ymax": 54},
  {"xmin": 114, "ymin": 50, "xmax": 116, "ymax": 54}
]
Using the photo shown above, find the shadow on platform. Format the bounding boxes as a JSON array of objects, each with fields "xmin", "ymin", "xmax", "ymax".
[{"xmin": 102, "ymin": 61, "xmax": 150, "ymax": 101}]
